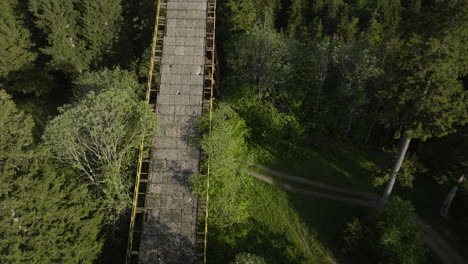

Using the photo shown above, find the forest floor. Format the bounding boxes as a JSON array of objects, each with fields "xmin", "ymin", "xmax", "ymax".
[{"xmin": 250, "ymin": 166, "xmax": 466, "ymax": 264}]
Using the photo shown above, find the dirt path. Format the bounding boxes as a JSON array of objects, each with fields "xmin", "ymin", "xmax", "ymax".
[
  {"xmin": 249, "ymin": 168, "xmax": 467, "ymax": 264},
  {"xmin": 248, "ymin": 171, "xmax": 376, "ymax": 208},
  {"xmin": 257, "ymin": 165, "xmax": 379, "ymax": 200}
]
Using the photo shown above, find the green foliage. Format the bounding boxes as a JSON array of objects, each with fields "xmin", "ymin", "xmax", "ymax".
[
  {"xmin": 193, "ymin": 102, "xmax": 255, "ymax": 228},
  {"xmin": 373, "ymin": 151, "xmax": 427, "ymax": 188},
  {"xmin": 333, "ymin": 40, "xmax": 383, "ymax": 98},
  {"xmin": 0, "ymin": 0, "xmax": 36, "ymax": 79},
  {"xmin": 224, "ymin": 0, "xmax": 257, "ymax": 32},
  {"xmin": 78, "ymin": 1, "xmax": 123, "ymax": 64},
  {"xmin": 342, "ymin": 197, "xmax": 426, "ymax": 264},
  {"xmin": 43, "ymin": 69, "xmax": 156, "ymax": 221},
  {"xmin": 336, "ymin": 11, "xmax": 360, "ymax": 41},
  {"xmin": 221, "ymin": 0, "xmax": 280, "ymax": 33},
  {"xmin": 193, "ymin": 103, "xmax": 331, "ymax": 263},
  {"xmin": 225, "ymin": 28, "xmax": 290, "ymax": 100},
  {"xmin": 0, "ymin": 164, "xmax": 104, "ymax": 264},
  {"xmin": 287, "ymin": 0, "xmax": 308, "ymax": 38},
  {"xmin": 0, "ymin": 90, "xmax": 34, "ymax": 181},
  {"xmin": 0, "ymin": 91, "xmax": 103, "ymax": 263},
  {"xmin": 380, "ymin": 35, "xmax": 468, "ymax": 140},
  {"xmin": 29, "ymin": 0, "xmax": 123, "ymax": 73},
  {"xmin": 1, "ymin": 68, "xmax": 55, "ymax": 96},
  {"xmin": 230, "ymin": 87, "xmax": 298, "ymax": 145},
  {"xmin": 368, "ymin": 0, "xmax": 402, "ymax": 45},
  {"xmin": 332, "ymin": 39, "xmax": 383, "ymax": 135},
  {"xmin": 14, "ymin": 98, "xmax": 51, "ymax": 141},
  {"xmin": 73, "ymin": 67, "xmax": 141, "ymax": 99},
  {"xmin": 232, "ymin": 253, "xmax": 267, "ymax": 264}
]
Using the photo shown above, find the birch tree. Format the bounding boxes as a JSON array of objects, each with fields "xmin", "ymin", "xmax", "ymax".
[
  {"xmin": 333, "ymin": 40, "xmax": 382, "ymax": 136},
  {"xmin": 378, "ymin": 35, "xmax": 468, "ymax": 206},
  {"xmin": 310, "ymin": 39, "xmax": 331, "ymax": 114},
  {"xmin": 43, "ymin": 69, "xmax": 156, "ymax": 220},
  {"xmin": 225, "ymin": 28, "xmax": 290, "ymax": 101}
]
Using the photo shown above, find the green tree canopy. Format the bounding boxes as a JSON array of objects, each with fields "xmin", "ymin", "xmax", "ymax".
[
  {"xmin": 343, "ymin": 197, "xmax": 426, "ymax": 264},
  {"xmin": 0, "ymin": 164, "xmax": 104, "ymax": 264},
  {"xmin": 333, "ymin": 39, "xmax": 383, "ymax": 135},
  {"xmin": 43, "ymin": 69, "xmax": 156, "ymax": 221},
  {"xmin": 221, "ymin": 0, "xmax": 280, "ymax": 33},
  {"xmin": 225, "ymin": 28, "xmax": 290, "ymax": 100},
  {"xmin": 29, "ymin": 0, "xmax": 123, "ymax": 73},
  {"xmin": 381, "ymin": 35, "xmax": 468, "ymax": 140},
  {"xmin": 192, "ymin": 103, "xmax": 256, "ymax": 229},
  {"xmin": 0, "ymin": 90, "xmax": 103, "ymax": 263},
  {"xmin": 0, "ymin": 90, "xmax": 34, "ymax": 182},
  {"xmin": 0, "ymin": 0, "xmax": 36, "ymax": 79},
  {"xmin": 232, "ymin": 252, "xmax": 267, "ymax": 264}
]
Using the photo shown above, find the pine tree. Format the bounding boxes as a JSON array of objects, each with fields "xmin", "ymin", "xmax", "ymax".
[
  {"xmin": 0, "ymin": 90, "xmax": 104, "ymax": 263},
  {"xmin": 0, "ymin": 165, "xmax": 105, "ymax": 264},
  {"xmin": 78, "ymin": 0, "xmax": 123, "ymax": 66},
  {"xmin": 29, "ymin": 0, "xmax": 123, "ymax": 73},
  {"xmin": 0, "ymin": 0, "xmax": 37, "ymax": 79},
  {"xmin": 0, "ymin": 90, "xmax": 34, "ymax": 182}
]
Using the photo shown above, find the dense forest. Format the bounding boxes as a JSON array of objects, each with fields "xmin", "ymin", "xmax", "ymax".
[{"xmin": 1, "ymin": 0, "xmax": 467, "ymax": 264}]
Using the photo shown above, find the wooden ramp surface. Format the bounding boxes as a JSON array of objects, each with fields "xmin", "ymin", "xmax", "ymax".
[{"xmin": 139, "ymin": 0, "xmax": 207, "ymax": 263}]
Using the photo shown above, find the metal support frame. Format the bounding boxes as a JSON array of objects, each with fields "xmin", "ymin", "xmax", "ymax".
[
  {"xmin": 125, "ymin": 1, "xmax": 167, "ymax": 263},
  {"xmin": 196, "ymin": 1, "xmax": 216, "ymax": 263}
]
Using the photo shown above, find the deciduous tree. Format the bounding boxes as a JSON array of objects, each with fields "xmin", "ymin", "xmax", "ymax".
[
  {"xmin": 333, "ymin": 39, "xmax": 382, "ymax": 136},
  {"xmin": 192, "ymin": 103, "xmax": 256, "ymax": 229},
  {"xmin": 43, "ymin": 69, "xmax": 156, "ymax": 221},
  {"xmin": 225, "ymin": 28, "xmax": 290, "ymax": 100},
  {"xmin": 379, "ymin": 35, "xmax": 468, "ymax": 206},
  {"xmin": 343, "ymin": 197, "xmax": 426, "ymax": 264}
]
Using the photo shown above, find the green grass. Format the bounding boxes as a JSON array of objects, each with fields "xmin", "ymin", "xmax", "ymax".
[
  {"xmin": 287, "ymin": 192, "xmax": 367, "ymax": 263},
  {"xmin": 208, "ymin": 177, "xmax": 335, "ymax": 264},
  {"xmin": 256, "ymin": 140, "xmax": 374, "ymax": 263},
  {"xmin": 262, "ymin": 138, "xmax": 384, "ymax": 192},
  {"xmin": 258, "ymin": 139, "xmax": 451, "ymax": 264}
]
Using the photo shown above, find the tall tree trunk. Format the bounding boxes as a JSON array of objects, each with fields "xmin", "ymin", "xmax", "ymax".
[
  {"xmin": 345, "ymin": 113, "xmax": 354, "ymax": 137},
  {"xmin": 440, "ymin": 175, "xmax": 464, "ymax": 218},
  {"xmin": 379, "ymin": 130, "xmax": 412, "ymax": 207},
  {"xmin": 365, "ymin": 118, "xmax": 375, "ymax": 144}
]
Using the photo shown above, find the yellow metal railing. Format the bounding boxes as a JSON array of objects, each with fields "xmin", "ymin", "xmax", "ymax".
[
  {"xmin": 198, "ymin": 0, "xmax": 217, "ymax": 263},
  {"xmin": 125, "ymin": 0, "xmax": 166, "ymax": 263}
]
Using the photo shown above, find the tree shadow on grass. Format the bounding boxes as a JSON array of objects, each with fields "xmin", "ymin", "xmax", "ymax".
[{"xmin": 207, "ymin": 220, "xmax": 309, "ymax": 264}]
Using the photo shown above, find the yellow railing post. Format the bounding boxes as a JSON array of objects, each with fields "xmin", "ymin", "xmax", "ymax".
[{"xmin": 125, "ymin": 0, "xmax": 164, "ymax": 263}]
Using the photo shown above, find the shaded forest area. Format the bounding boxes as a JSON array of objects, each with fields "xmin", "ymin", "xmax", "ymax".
[
  {"xmin": 0, "ymin": 0, "xmax": 467, "ymax": 264},
  {"xmin": 1, "ymin": 0, "xmax": 157, "ymax": 263},
  {"xmin": 191, "ymin": 0, "xmax": 468, "ymax": 263}
]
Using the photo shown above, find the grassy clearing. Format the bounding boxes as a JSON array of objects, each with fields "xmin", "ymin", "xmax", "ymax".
[
  {"xmin": 261, "ymin": 138, "xmax": 384, "ymax": 192},
  {"xmin": 208, "ymin": 177, "xmax": 335, "ymax": 264},
  {"xmin": 259, "ymin": 139, "xmax": 449, "ymax": 264},
  {"xmin": 257, "ymin": 140, "xmax": 372, "ymax": 263}
]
